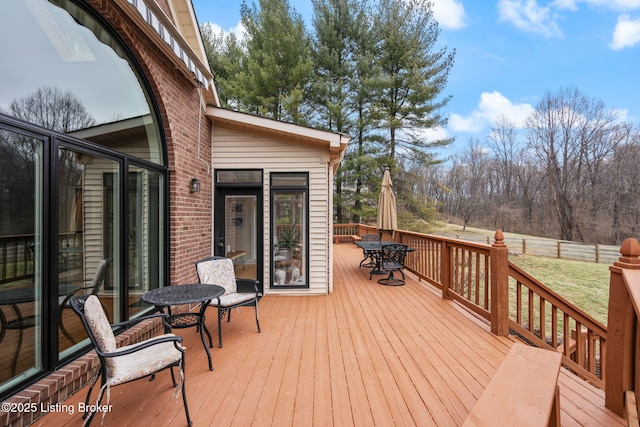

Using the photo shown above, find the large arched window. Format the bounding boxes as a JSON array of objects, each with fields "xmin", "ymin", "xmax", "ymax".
[
  {"xmin": 0, "ymin": 0, "xmax": 167, "ymax": 399},
  {"xmin": 0, "ymin": 0, "xmax": 163, "ymax": 164}
]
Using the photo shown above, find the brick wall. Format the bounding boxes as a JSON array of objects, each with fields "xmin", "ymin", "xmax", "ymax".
[{"xmin": 0, "ymin": 0, "xmax": 215, "ymax": 424}]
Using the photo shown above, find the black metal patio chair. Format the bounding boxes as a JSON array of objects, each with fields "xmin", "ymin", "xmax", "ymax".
[
  {"xmin": 69, "ymin": 294, "xmax": 192, "ymax": 426},
  {"xmin": 195, "ymin": 256, "xmax": 261, "ymax": 348},
  {"xmin": 359, "ymin": 233, "xmax": 380, "ymax": 268},
  {"xmin": 59, "ymin": 257, "xmax": 112, "ymax": 344},
  {"xmin": 377, "ymin": 243, "xmax": 409, "ymax": 286}
]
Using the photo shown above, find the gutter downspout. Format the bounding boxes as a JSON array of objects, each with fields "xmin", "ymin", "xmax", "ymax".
[{"xmin": 327, "ymin": 135, "xmax": 349, "ymax": 293}]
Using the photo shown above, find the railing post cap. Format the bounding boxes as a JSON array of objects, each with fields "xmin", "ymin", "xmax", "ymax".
[
  {"xmin": 614, "ymin": 238, "xmax": 640, "ymax": 268},
  {"xmin": 493, "ymin": 230, "xmax": 506, "ymax": 248}
]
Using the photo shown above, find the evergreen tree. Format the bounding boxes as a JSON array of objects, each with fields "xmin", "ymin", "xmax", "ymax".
[
  {"xmin": 201, "ymin": 25, "xmax": 247, "ymax": 110},
  {"xmin": 374, "ymin": 0, "xmax": 455, "ymax": 164},
  {"xmin": 240, "ymin": 0, "xmax": 313, "ymax": 123}
]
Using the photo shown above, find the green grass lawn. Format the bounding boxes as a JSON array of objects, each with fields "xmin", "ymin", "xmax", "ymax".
[
  {"xmin": 428, "ymin": 223, "xmax": 612, "ymax": 326},
  {"xmin": 508, "ymin": 254, "xmax": 610, "ymax": 326}
]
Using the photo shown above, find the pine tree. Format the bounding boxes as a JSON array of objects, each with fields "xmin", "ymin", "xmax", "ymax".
[
  {"xmin": 240, "ymin": 0, "xmax": 313, "ymax": 123},
  {"xmin": 374, "ymin": 0, "xmax": 455, "ymax": 164},
  {"xmin": 201, "ymin": 25, "xmax": 247, "ymax": 110}
]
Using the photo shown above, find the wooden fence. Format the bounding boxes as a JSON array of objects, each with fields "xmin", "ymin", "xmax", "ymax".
[{"xmin": 436, "ymin": 232, "xmax": 620, "ymax": 264}]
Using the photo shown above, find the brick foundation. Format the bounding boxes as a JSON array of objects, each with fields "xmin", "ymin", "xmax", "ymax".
[{"xmin": 0, "ymin": 318, "xmax": 164, "ymax": 427}]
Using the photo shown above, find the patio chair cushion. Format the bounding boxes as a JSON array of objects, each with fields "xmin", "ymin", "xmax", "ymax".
[
  {"xmin": 211, "ymin": 292, "xmax": 257, "ymax": 308},
  {"xmin": 196, "ymin": 258, "xmax": 237, "ymax": 295},
  {"xmin": 83, "ymin": 295, "xmax": 183, "ymax": 386},
  {"xmin": 84, "ymin": 295, "xmax": 116, "ymax": 353},
  {"xmin": 107, "ymin": 335, "xmax": 183, "ymax": 386}
]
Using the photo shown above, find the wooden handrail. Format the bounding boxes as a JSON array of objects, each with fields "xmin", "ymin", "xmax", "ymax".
[
  {"xmin": 508, "ymin": 261, "xmax": 606, "ymax": 389},
  {"xmin": 0, "ymin": 232, "xmax": 83, "ymax": 285},
  {"xmin": 334, "ymin": 223, "xmax": 610, "ymax": 391}
]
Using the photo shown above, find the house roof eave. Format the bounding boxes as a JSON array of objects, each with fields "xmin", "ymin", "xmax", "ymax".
[{"xmin": 207, "ymin": 107, "xmax": 350, "ymax": 163}]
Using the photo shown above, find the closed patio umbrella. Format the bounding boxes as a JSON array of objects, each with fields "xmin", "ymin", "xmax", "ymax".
[{"xmin": 377, "ymin": 168, "xmax": 397, "ymax": 239}]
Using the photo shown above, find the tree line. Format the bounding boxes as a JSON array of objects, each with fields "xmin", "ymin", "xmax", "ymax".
[
  {"xmin": 202, "ymin": 0, "xmax": 455, "ymax": 227},
  {"xmin": 202, "ymin": 0, "xmax": 639, "ymax": 246},
  {"xmin": 431, "ymin": 87, "xmax": 640, "ymax": 245}
]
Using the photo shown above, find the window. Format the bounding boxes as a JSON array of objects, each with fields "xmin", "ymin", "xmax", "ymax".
[
  {"xmin": 0, "ymin": 128, "xmax": 44, "ymax": 386},
  {"xmin": 0, "ymin": 0, "xmax": 167, "ymax": 399},
  {"xmin": 0, "ymin": 0, "xmax": 163, "ymax": 165},
  {"xmin": 271, "ymin": 173, "xmax": 308, "ymax": 289}
]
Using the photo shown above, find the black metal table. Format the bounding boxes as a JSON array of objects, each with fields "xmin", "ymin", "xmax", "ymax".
[
  {"xmin": 354, "ymin": 241, "xmax": 414, "ymax": 281},
  {"xmin": 142, "ymin": 284, "xmax": 224, "ymax": 371},
  {"xmin": 354, "ymin": 241, "xmax": 396, "ymax": 276}
]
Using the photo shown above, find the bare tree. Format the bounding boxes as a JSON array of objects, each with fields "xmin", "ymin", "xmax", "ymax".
[
  {"xmin": 525, "ymin": 87, "xmax": 621, "ymax": 241},
  {"xmin": 488, "ymin": 116, "xmax": 518, "ymax": 202},
  {"xmin": 608, "ymin": 124, "xmax": 640, "ymax": 243},
  {"xmin": 6, "ymin": 86, "xmax": 95, "ymax": 132},
  {"xmin": 1, "ymin": 87, "xmax": 96, "ymax": 234}
]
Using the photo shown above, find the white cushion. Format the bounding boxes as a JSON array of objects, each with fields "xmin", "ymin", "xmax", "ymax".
[
  {"xmin": 196, "ymin": 258, "xmax": 237, "ymax": 295},
  {"xmin": 84, "ymin": 295, "xmax": 116, "ymax": 353},
  {"xmin": 211, "ymin": 292, "xmax": 256, "ymax": 308},
  {"xmin": 107, "ymin": 334, "xmax": 183, "ymax": 386}
]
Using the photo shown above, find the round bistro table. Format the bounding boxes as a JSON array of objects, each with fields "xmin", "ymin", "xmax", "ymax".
[{"xmin": 142, "ymin": 284, "xmax": 224, "ymax": 371}]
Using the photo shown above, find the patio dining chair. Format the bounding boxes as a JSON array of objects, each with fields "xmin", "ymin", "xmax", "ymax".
[
  {"xmin": 59, "ymin": 257, "xmax": 112, "ymax": 344},
  {"xmin": 359, "ymin": 233, "xmax": 380, "ymax": 268},
  {"xmin": 377, "ymin": 243, "xmax": 409, "ymax": 286},
  {"xmin": 195, "ymin": 256, "xmax": 261, "ymax": 348},
  {"xmin": 69, "ymin": 294, "xmax": 192, "ymax": 426}
]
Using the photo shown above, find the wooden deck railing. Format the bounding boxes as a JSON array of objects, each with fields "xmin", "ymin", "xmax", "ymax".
[
  {"xmin": 606, "ymin": 238, "xmax": 640, "ymax": 418},
  {"xmin": 0, "ymin": 233, "xmax": 83, "ymax": 285},
  {"xmin": 508, "ymin": 262, "xmax": 606, "ymax": 389},
  {"xmin": 0, "ymin": 234, "xmax": 35, "ymax": 285},
  {"xmin": 334, "ymin": 224, "xmax": 606, "ymax": 390}
]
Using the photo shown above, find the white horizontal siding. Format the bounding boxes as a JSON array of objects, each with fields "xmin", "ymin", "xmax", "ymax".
[{"xmin": 212, "ymin": 127, "xmax": 331, "ymax": 295}]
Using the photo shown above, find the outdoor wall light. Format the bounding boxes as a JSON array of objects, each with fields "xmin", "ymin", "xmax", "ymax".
[{"xmin": 189, "ymin": 178, "xmax": 201, "ymax": 193}]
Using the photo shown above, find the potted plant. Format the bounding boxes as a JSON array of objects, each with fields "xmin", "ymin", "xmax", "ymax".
[{"xmin": 275, "ymin": 222, "xmax": 300, "ymax": 260}]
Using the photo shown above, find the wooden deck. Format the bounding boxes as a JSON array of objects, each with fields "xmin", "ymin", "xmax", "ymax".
[{"xmin": 34, "ymin": 244, "xmax": 624, "ymax": 426}]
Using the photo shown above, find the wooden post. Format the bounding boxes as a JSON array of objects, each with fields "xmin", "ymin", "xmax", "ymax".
[
  {"xmin": 490, "ymin": 230, "xmax": 510, "ymax": 336},
  {"xmin": 606, "ymin": 238, "xmax": 640, "ymax": 416},
  {"xmin": 441, "ymin": 240, "xmax": 452, "ymax": 300}
]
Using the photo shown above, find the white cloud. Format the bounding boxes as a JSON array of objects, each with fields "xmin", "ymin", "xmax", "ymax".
[
  {"xmin": 449, "ymin": 91, "xmax": 535, "ymax": 133},
  {"xmin": 553, "ymin": 0, "xmax": 640, "ymax": 11},
  {"xmin": 498, "ymin": 0, "xmax": 564, "ymax": 38},
  {"xmin": 421, "ymin": 126, "xmax": 451, "ymax": 141},
  {"xmin": 610, "ymin": 14, "xmax": 640, "ymax": 50},
  {"xmin": 551, "ymin": 0, "xmax": 579, "ymax": 10},
  {"xmin": 202, "ymin": 21, "xmax": 246, "ymax": 41},
  {"xmin": 432, "ymin": 0, "xmax": 467, "ymax": 30}
]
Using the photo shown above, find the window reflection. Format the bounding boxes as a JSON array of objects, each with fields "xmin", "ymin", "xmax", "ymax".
[
  {"xmin": 127, "ymin": 166, "xmax": 164, "ymax": 318},
  {"xmin": 0, "ymin": 0, "xmax": 162, "ymax": 164},
  {"xmin": 271, "ymin": 173, "xmax": 308, "ymax": 289},
  {"xmin": 0, "ymin": 0, "xmax": 168, "ymax": 398},
  {"xmin": 58, "ymin": 148, "xmax": 120, "ymax": 357},
  {"xmin": 0, "ymin": 129, "xmax": 43, "ymax": 384}
]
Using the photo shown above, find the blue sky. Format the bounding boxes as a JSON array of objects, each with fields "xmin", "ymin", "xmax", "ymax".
[{"xmin": 192, "ymin": 0, "xmax": 640, "ymax": 155}]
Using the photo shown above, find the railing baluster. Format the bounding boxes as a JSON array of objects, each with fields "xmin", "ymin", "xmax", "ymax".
[{"xmin": 334, "ymin": 224, "xmax": 606, "ymax": 388}]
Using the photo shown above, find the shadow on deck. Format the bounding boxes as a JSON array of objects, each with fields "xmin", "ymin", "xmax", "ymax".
[{"xmin": 33, "ymin": 244, "xmax": 624, "ymax": 426}]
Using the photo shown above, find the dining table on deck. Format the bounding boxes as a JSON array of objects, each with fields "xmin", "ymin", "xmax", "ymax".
[
  {"xmin": 354, "ymin": 240, "xmax": 413, "ymax": 277},
  {"xmin": 141, "ymin": 284, "xmax": 224, "ymax": 371}
]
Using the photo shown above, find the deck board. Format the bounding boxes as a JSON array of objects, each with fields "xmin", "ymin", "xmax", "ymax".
[{"xmin": 32, "ymin": 244, "xmax": 625, "ymax": 426}]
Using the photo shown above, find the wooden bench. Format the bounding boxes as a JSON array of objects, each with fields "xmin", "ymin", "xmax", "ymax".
[
  {"xmin": 332, "ymin": 235, "xmax": 362, "ymax": 244},
  {"xmin": 463, "ymin": 343, "xmax": 563, "ymax": 427}
]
